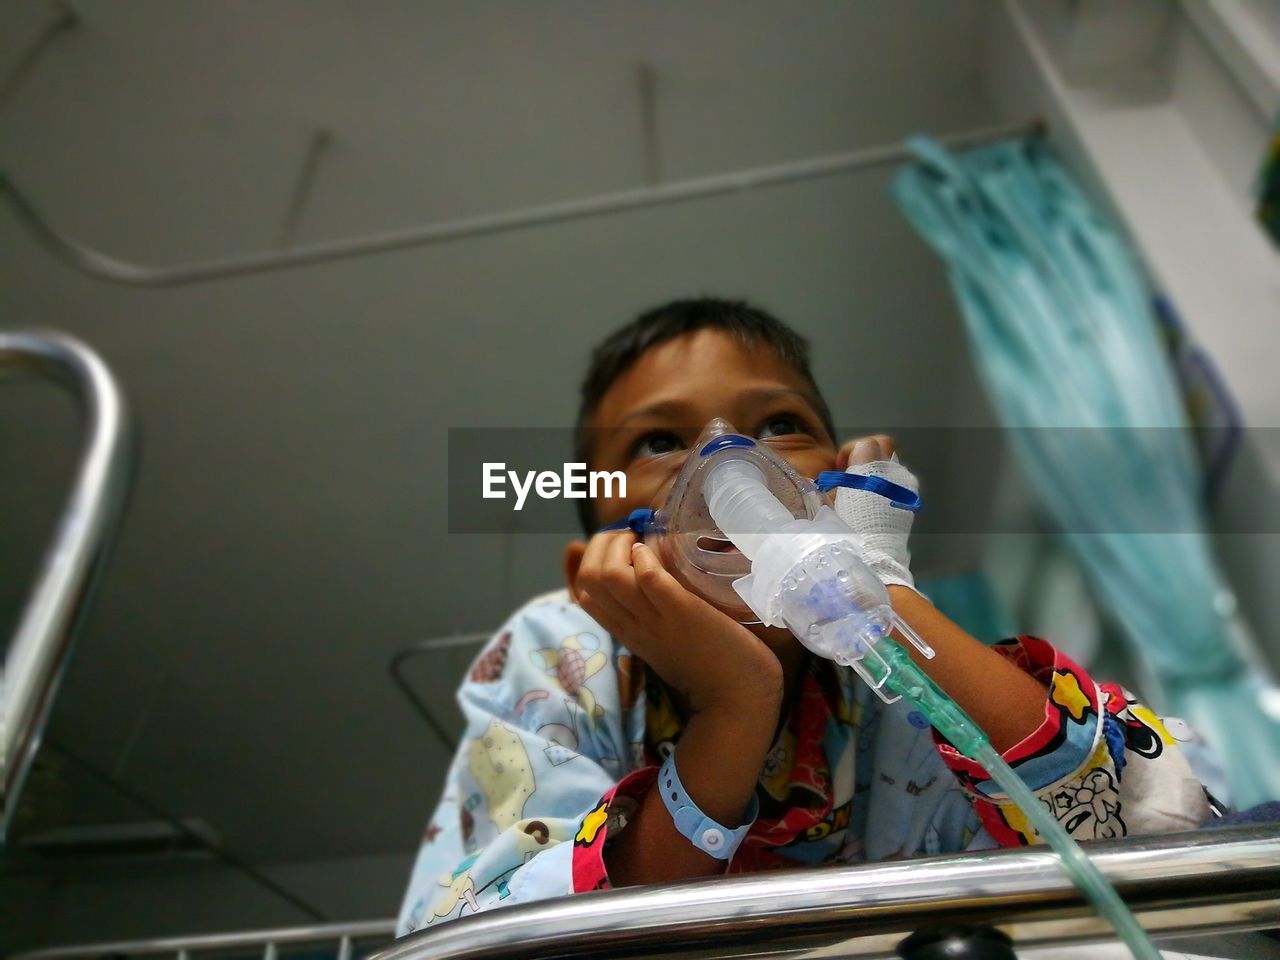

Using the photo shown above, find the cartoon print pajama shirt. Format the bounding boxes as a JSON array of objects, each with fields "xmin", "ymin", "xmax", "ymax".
[{"xmin": 396, "ymin": 590, "xmax": 1218, "ymax": 934}]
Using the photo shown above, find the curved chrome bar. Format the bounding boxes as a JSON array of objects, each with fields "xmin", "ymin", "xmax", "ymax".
[
  {"xmin": 1, "ymin": 330, "xmax": 133, "ymax": 839},
  {"xmin": 371, "ymin": 826, "xmax": 1280, "ymax": 960},
  {"xmin": 0, "ymin": 120, "xmax": 1042, "ymax": 287},
  {"xmin": 10, "ymin": 920, "xmax": 398, "ymax": 960}
]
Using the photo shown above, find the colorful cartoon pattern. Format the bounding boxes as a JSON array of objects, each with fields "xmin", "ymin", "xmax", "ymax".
[
  {"xmin": 465, "ymin": 718, "xmax": 536, "ymax": 831},
  {"xmin": 930, "ymin": 637, "xmax": 1213, "ymax": 846},
  {"xmin": 534, "ymin": 632, "xmax": 608, "ymax": 726},
  {"xmin": 396, "ymin": 592, "xmax": 1214, "ymax": 935}
]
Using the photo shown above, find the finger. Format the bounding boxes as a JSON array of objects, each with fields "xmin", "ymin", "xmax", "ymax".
[
  {"xmin": 569, "ymin": 532, "xmax": 608, "ymax": 603},
  {"xmin": 577, "ymin": 566, "xmax": 642, "ymax": 637},
  {"xmin": 576, "ymin": 529, "xmax": 629, "ymax": 604},
  {"xmin": 871, "ymin": 433, "xmax": 896, "ymax": 458},
  {"xmin": 842, "ymin": 436, "xmax": 883, "ymax": 467},
  {"xmin": 837, "ymin": 435, "xmax": 880, "ymax": 469},
  {"xmin": 601, "ymin": 530, "xmax": 656, "ymax": 617},
  {"xmin": 576, "ymin": 528, "xmax": 630, "ymax": 589},
  {"xmin": 604, "ymin": 526, "xmax": 639, "ymax": 568},
  {"xmin": 574, "ymin": 531, "xmax": 641, "ymax": 631},
  {"xmin": 631, "ymin": 541, "xmax": 692, "ymax": 611}
]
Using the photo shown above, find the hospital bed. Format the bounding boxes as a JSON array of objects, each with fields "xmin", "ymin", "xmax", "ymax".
[{"xmin": 5, "ymin": 334, "xmax": 1279, "ymax": 960}]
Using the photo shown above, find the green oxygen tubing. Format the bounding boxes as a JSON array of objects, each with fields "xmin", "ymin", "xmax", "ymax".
[{"xmin": 700, "ymin": 451, "xmax": 1162, "ymax": 960}]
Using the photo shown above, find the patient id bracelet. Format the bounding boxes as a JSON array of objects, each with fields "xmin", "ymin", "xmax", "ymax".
[{"xmin": 658, "ymin": 748, "xmax": 758, "ymax": 860}]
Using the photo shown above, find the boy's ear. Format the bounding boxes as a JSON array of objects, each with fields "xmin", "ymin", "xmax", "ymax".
[{"xmin": 562, "ymin": 539, "xmax": 588, "ymax": 601}]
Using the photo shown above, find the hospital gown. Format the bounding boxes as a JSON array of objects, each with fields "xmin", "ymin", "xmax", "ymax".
[{"xmin": 396, "ymin": 589, "xmax": 1216, "ymax": 934}]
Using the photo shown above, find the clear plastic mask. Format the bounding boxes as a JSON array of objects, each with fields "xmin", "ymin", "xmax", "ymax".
[{"xmin": 644, "ymin": 418, "xmax": 824, "ymax": 624}]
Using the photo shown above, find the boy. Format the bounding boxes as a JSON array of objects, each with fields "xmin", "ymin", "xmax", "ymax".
[{"xmin": 397, "ymin": 298, "xmax": 1213, "ymax": 933}]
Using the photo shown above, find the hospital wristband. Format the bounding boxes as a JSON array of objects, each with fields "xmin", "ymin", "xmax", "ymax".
[{"xmin": 658, "ymin": 749, "xmax": 758, "ymax": 860}]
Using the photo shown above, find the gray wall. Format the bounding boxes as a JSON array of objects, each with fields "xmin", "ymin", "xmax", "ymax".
[{"xmin": 1, "ymin": 0, "xmax": 999, "ymax": 947}]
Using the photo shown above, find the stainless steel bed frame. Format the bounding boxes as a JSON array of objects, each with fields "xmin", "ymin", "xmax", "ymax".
[
  {"xmin": 1, "ymin": 330, "xmax": 132, "ymax": 840},
  {"xmin": 12, "ymin": 825, "xmax": 1280, "ymax": 960}
]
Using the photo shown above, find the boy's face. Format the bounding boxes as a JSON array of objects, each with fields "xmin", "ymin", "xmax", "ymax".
[{"xmin": 584, "ymin": 328, "xmax": 838, "ymax": 528}]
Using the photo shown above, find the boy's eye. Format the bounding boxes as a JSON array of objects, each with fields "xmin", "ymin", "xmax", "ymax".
[
  {"xmin": 757, "ymin": 415, "xmax": 806, "ymax": 439},
  {"xmin": 632, "ymin": 431, "xmax": 684, "ymax": 458}
]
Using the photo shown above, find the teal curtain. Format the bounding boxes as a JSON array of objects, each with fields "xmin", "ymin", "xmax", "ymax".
[{"xmin": 893, "ymin": 136, "xmax": 1280, "ymax": 809}]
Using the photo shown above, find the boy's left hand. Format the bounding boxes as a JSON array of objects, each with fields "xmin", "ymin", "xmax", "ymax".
[{"xmin": 831, "ymin": 433, "xmax": 919, "ymax": 594}]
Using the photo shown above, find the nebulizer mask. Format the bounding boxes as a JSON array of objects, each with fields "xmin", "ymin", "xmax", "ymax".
[
  {"xmin": 625, "ymin": 418, "xmax": 932, "ymax": 702},
  {"xmin": 608, "ymin": 417, "xmax": 1162, "ymax": 960}
]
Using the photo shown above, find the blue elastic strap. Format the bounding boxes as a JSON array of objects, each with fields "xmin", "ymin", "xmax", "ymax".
[
  {"xmin": 598, "ymin": 507, "xmax": 657, "ymax": 535},
  {"xmin": 698, "ymin": 434, "xmax": 757, "ymax": 456},
  {"xmin": 815, "ymin": 471, "xmax": 922, "ymax": 512}
]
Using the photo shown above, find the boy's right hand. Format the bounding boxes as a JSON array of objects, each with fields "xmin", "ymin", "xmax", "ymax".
[
  {"xmin": 578, "ymin": 531, "xmax": 785, "ymax": 883},
  {"xmin": 570, "ymin": 530, "xmax": 784, "ymax": 719}
]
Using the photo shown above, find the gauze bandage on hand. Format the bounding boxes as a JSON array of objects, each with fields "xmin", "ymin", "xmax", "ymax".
[{"xmin": 833, "ymin": 453, "xmax": 919, "ymax": 594}]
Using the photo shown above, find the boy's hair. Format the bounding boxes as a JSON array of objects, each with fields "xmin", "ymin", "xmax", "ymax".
[{"xmin": 573, "ymin": 297, "xmax": 837, "ymax": 534}]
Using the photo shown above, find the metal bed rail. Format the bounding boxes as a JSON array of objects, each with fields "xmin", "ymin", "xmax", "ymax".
[
  {"xmin": 12, "ymin": 827, "xmax": 1278, "ymax": 960},
  {"xmin": 10, "ymin": 920, "xmax": 398, "ymax": 960},
  {"xmin": 12, "ymin": 829, "xmax": 1280, "ymax": 960},
  {"xmin": 0, "ymin": 330, "xmax": 133, "ymax": 840},
  {"xmin": 370, "ymin": 825, "xmax": 1280, "ymax": 960}
]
